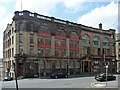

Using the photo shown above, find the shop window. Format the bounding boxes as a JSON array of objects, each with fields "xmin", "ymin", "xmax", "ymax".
[
  {"xmin": 45, "ymin": 37, "xmax": 51, "ymax": 45},
  {"xmin": 38, "ymin": 36, "xmax": 44, "ymax": 44},
  {"xmin": 45, "ymin": 48, "xmax": 51, "ymax": 56},
  {"xmin": 55, "ymin": 39, "xmax": 60, "ymax": 46},
  {"xmin": 55, "ymin": 49, "xmax": 60, "ymax": 57}
]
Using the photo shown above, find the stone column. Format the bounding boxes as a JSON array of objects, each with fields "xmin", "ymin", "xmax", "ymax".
[{"xmin": 51, "ymin": 35, "xmax": 55, "ymax": 56}]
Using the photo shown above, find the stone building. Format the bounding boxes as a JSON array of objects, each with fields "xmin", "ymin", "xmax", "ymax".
[
  {"xmin": 116, "ymin": 33, "xmax": 120, "ymax": 72},
  {"xmin": 0, "ymin": 58, "xmax": 3, "ymax": 80},
  {"xmin": 3, "ymin": 10, "xmax": 117, "ymax": 78}
]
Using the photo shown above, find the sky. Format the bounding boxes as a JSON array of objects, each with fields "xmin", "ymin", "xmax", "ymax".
[{"xmin": 0, "ymin": 0, "xmax": 119, "ymax": 58}]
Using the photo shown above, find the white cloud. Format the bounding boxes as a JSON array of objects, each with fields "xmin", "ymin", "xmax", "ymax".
[
  {"xmin": 0, "ymin": 6, "xmax": 6, "ymax": 17},
  {"xmin": 0, "ymin": 0, "xmax": 16, "ymax": 3},
  {"xmin": 15, "ymin": 0, "xmax": 62, "ymax": 15},
  {"xmin": 77, "ymin": 2, "xmax": 118, "ymax": 32}
]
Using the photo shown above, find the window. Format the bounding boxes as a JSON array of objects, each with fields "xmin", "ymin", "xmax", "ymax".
[
  {"xmin": 38, "ymin": 36, "xmax": 44, "ymax": 44},
  {"xmin": 20, "ymin": 46, "xmax": 23, "ymax": 55},
  {"xmin": 30, "ymin": 46, "xmax": 34, "ymax": 55},
  {"xmin": 38, "ymin": 48, "xmax": 44, "ymax": 56},
  {"xmin": 12, "ymin": 36, "xmax": 14, "ymax": 44},
  {"xmin": 69, "ymin": 40, "xmax": 73, "ymax": 47},
  {"xmin": 93, "ymin": 36, "xmax": 100, "ymax": 45},
  {"xmin": 75, "ymin": 50, "xmax": 79, "ymax": 57},
  {"xmin": 103, "ymin": 38, "xmax": 109, "ymax": 46},
  {"xmin": 98, "ymin": 48, "xmax": 101, "ymax": 55},
  {"xmin": 20, "ymin": 23, "xmax": 23, "ymax": 30},
  {"xmin": 12, "ymin": 48, "xmax": 14, "ymax": 57},
  {"xmin": 70, "ymin": 31, "xmax": 78, "ymax": 38},
  {"xmin": 70, "ymin": 50, "xmax": 74, "ymax": 58},
  {"xmin": 61, "ymin": 39, "xmax": 66, "ymax": 46},
  {"xmin": 30, "ymin": 24, "xmax": 33, "ymax": 30},
  {"xmin": 55, "ymin": 49, "xmax": 60, "ymax": 57},
  {"xmin": 55, "ymin": 29, "xmax": 66, "ymax": 36},
  {"xmin": 82, "ymin": 34, "xmax": 90, "ymax": 44},
  {"xmin": 55, "ymin": 39, "xmax": 60, "ymax": 46},
  {"xmin": 19, "ymin": 34, "xmax": 23, "ymax": 43},
  {"xmin": 45, "ymin": 48, "xmax": 51, "ymax": 56},
  {"xmin": 45, "ymin": 37, "xmax": 51, "ymax": 45},
  {"xmin": 61, "ymin": 49, "xmax": 66, "ymax": 57},
  {"xmin": 119, "ymin": 49, "xmax": 120, "ymax": 53},
  {"xmin": 30, "ymin": 34, "xmax": 34, "ymax": 43},
  {"xmin": 75, "ymin": 41, "xmax": 79, "ymax": 48}
]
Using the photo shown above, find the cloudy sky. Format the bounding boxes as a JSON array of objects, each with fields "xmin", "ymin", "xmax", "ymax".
[{"xmin": 0, "ymin": 0, "xmax": 119, "ymax": 58}]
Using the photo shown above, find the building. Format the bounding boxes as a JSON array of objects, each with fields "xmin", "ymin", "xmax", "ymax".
[
  {"xmin": 116, "ymin": 33, "xmax": 120, "ymax": 72},
  {"xmin": 0, "ymin": 58, "xmax": 3, "ymax": 80},
  {"xmin": 3, "ymin": 10, "xmax": 117, "ymax": 78}
]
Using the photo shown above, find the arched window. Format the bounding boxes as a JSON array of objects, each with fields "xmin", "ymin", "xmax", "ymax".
[
  {"xmin": 103, "ymin": 38, "xmax": 109, "ymax": 46},
  {"xmin": 55, "ymin": 29, "xmax": 66, "ymax": 36},
  {"xmin": 70, "ymin": 31, "xmax": 78, "ymax": 38},
  {"xmin": 82, "ymin": 34, "xmax": 90, "ymax": 44},
  {"xmin": 93, "ymin": 36, "xmax": 100, "ymax": 45}
]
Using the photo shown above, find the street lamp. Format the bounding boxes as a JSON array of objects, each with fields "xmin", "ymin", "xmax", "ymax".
[{"xmin": 106, "ymin": 65, "xmax": 108, "ymax": 88}]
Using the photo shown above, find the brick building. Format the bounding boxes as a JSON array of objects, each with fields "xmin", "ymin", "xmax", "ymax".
[
  {"xmin": 3, "ymin": 10, "xmax": 117, "ymax": 78},
  {"xmin": 116, "ymin": 33, "xmax": 120, "ymax": 72}
]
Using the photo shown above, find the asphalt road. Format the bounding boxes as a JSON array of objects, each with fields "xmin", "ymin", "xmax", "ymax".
[{"xmin": 2, "ymin": 75, "xmax": 119, "ymax": 88}]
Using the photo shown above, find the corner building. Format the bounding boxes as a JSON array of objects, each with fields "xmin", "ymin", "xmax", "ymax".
[{"xmin": 3, "ymin": 10, "xmax": 116, "ymax": 78}]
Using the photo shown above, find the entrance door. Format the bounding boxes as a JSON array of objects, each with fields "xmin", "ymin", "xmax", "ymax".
[{"xmin": 84, "ymin": 61, "xmax": 88, "ymax": 72}]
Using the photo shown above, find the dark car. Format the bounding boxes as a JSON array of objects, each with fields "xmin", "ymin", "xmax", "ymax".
[
  {"xmin": 4, "ymin": 76, "xmax": 13, "ymax": 81},
  {"xmin": 50, "ymin": 72, "xmax": 68, "ymax": 79},
  {"xmin": 95, "ymin": 73, "xmax": 116, "ymax": 81}
]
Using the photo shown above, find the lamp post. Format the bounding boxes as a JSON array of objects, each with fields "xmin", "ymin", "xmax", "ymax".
[{"xmin": 106, "ymin": 65, "xmax": 108, "ymax": 88}]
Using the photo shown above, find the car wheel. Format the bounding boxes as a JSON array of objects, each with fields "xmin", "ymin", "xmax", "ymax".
[
  {"xmin": 65, "ymin": 75, "xmax": 68, "ymax": 78},
  {"xmin": 55, "ymin": 76, "xmax": 58, "ymax": 79}
]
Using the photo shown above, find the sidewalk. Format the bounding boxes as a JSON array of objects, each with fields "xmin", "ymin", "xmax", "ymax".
[{"xmin": 91, "ymin": 82, "xmax": 111, "ymax": 88}]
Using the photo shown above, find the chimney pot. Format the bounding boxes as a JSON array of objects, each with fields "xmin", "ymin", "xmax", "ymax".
[{"xmin": 99, "ymin": 23, "xmax": 102, "ymax": 30}]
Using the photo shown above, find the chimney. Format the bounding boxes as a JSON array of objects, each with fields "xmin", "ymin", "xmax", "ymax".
[{"xmin": 99, "ymin": 23, "xmax": 102, "ymax": 30}]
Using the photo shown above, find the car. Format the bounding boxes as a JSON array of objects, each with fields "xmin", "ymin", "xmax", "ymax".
[
  {"xmin": 4, "ymin": 76, "xmax": 13, "ymax": 81},
  {"xmin": 95, "ymin": 73, "xmax": 116, "ymax": 81},
  {"xmin": 50, "ymin": 72, "xmax": 68, "ymax": 79}
]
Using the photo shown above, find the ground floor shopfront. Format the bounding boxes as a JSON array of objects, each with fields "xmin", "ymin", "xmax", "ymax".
[{"xmin": 13, "ymin": 56, "xmax": 117, "ymax": 78}]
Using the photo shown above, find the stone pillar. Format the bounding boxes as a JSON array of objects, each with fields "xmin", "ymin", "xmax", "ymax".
[
  {"xmin": 66, "ymin": 38, "xmax": 69, "ymax": 57},
  {"xmin": 83, "ymin": 61, "xmax": 84, "ymax": 73},
  {"xmin": 81, "ymin": 61, "xmax": 82, "ymax": 73}
]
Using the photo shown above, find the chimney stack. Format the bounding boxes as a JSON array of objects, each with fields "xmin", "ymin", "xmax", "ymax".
[{"xmin": 99, "ymin": 23, "xmax": 102, "ymax": 30}]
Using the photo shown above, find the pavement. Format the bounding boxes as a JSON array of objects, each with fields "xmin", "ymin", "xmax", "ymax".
[{"xmin": 91, "ymin": 82, "xmax": 112, "ymax": 88}]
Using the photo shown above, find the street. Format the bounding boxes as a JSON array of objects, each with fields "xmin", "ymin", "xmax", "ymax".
[{"xmin": 2, "ymin": 75, "xmax": 119, "ymax": 88}]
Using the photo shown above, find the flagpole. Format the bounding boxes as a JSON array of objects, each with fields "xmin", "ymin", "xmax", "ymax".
[{"xmin": 21, "ymin": 0, "xmax": 22, "ymax": 11}]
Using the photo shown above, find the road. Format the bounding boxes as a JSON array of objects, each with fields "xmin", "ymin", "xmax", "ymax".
[{"xmin": 2, "ymin": 75, "xmax": 119, "ymax": 88}]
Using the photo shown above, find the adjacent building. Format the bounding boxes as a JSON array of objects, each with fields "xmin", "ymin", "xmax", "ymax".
[
  {"xmin": 3, "ymin": 10, "xmax": 117, "ymax": 78},
  {"xmin": 0, "ymin": 58, "xmax": 3, "ymax": 80},
  {"xmin": 116, "ymin": 33, "xmax": 120, "ymax": 72}
]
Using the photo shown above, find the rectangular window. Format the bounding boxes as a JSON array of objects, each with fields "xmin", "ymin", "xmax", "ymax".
[
  {"xmin": 45, "ymin": 48, "xmax": 51, "ymax": 56},
  {"xmin": 61, "ymin": 39, "xmax": 66, "ymax": 46},
  {"xmin": 61, "ymin": 49, "xmax": 66, "ymax": 57},
  {"xmin": 119, "ymin": 49, "xmax": 120, "ymax": 53},
  {"xmin": 75, "ymin": 41, "xmax": 79, "ymax": 48},
  {"xmin": 55, "ymin": 49, "xmax": 60, "ymax": 57},
  {"xmin": 19, "ymin": 34, "xmax": 23, "ymax": 43},
  {"xmin": 55, "ymin": 39, "xmax": 60, "ymax": 46},
  {"xmin": 30, "ymin": 46, "xmax": 34, "ymax": 55},
  {"xmin": 38, "ymin": 48, "xmax": 44, "ymax": 56},
  {"xmin": 30, "ymin": 24, "xmax": 33, "ymax": 30},
  {"xmin": 98, "ymin": 48, "xmax": 100, "ymax": 55},
  {"xmin": 75, "ymin": 50, "xmax": 79, "ymax": 58},
  {"xmin": 20, "ymin": 23, "xmax": 23, "ymax": 30},
  {"xmin": 69, "ymin": 40, "xmax": 74, "ymax": 47},
  {"xmin": 45, "ymin": 37, "xmax": 51, "ymax": 45},
  {"xmin": 70, "ymin": 50, "xmax": 74, "ymax": 58},
  {"xmin": 38, "ymin": 36, "xmax": 44, "ymax": 44},
  {"xmin": 87, "ymin": 47, "xmax": 90, "ymax": 55},
  {"xmin": 12, "ymin": 36, "xmax": 14, "ymax": 44},
  {"xmin": 20, "ymin": 46, "xmax": 23, "ymax": 55},
  {"xmin": 30, "ymin": 34, "xmax": 34, "ymax": 43},
  {"xmin": 12, "ymin": 48, "xmax": 14, "ymax": 57}
]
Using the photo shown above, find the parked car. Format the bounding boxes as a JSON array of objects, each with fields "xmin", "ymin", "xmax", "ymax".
[
  {"xmin": 4, "ymin": 76, "xmax": 13, "ymax": 81},
  {"xmin": 50, "ymin": 72, "xmax": 68, "ymax": 79},
  {"xmin": 95, "ymin": 73, "xmax": 116, "ymax": 81}
]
